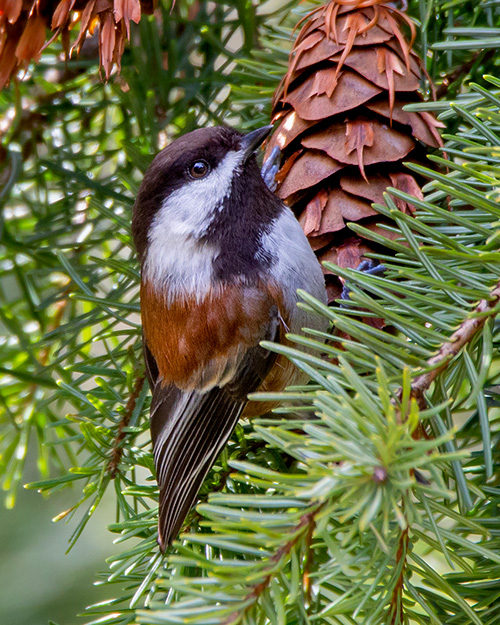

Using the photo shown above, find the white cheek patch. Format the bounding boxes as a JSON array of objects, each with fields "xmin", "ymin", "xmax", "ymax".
[
  {"xmin": 154, "ymin": 149, "xmax": 244, "ymax": 237},
  {"xmin": 143, "ymin": 149, "xmax": 244, "ymax": 301}
]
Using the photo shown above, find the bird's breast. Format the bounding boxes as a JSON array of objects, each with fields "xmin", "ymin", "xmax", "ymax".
[
  {"xmin": 140, "ymin": 279, "xmax": 287, "ymax": 391},
  {"xmin": 142, "ymin": 229, "xmax": 218, "ymax": 303}
]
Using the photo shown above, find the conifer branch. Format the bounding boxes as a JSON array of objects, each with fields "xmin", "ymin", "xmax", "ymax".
[
  {"xmin": 411, "ymin": 282, "xmax": 500, "ymax": 408},
  {"xmin": 221, "ymin": 504, "xmax": 323, "ymax": 625},
  {"xmin": 435, "ymin": 50, "xmax": 496, "ymax": 98},
  {"xmin": 108, "ymin": 373, "xmax": 146, "ymax": 478},
  {"xmin": 389, "ymin": 526, "xmax": 409, "ymax": 624},
  {"xmin": 3, "ymin": 2, "xmax": 500, "ymax": 624},
  {"xmin": 38, "ymin": 287, "xmax": 72, "ymax": 368}
]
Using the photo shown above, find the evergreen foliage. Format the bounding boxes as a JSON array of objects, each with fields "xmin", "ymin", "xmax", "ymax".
[{"xmin": 1, "ymin": 1, "xmax": 500, "ymax": 624}]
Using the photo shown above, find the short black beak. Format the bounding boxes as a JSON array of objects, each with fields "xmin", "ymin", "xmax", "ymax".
[{"xmin": 240, "ymin": 125, "xmax": 274, "ymax": 159}]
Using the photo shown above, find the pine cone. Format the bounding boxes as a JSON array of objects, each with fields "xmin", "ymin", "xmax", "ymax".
[
  {"xmin": 0, "ymin": 0, "xmax": 156, "ymax": 88},
  {"xmin": 266, "ymin": 0, "xmax": 444, "ymax": 304}
]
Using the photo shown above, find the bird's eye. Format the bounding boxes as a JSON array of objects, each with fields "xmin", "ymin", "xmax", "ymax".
[{"xmin": 188, "ymin": 160, "xmax": 210, "ymax": 179}]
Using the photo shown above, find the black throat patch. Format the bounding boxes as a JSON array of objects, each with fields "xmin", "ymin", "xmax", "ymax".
[{"xmin": 200, "ymin": 156, "xmax": 284, "ymax": 283}]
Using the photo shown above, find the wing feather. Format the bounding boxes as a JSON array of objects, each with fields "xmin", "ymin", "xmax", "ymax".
[
  {"xmin": 155, "ymin": 389, "xmax": 243, "ymax": 548},
  {"xmin": 147, "ymin": 311, "xmax": 279, "ymax": 550}
]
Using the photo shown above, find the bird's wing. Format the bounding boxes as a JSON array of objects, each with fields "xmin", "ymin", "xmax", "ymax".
[
  {"xmin": 144, "ymin": 313, "xmax": 279, "ymax": 550},
  {"xmin": 143, "ymin": 335, "xmax": 159, "ymax": 390}
]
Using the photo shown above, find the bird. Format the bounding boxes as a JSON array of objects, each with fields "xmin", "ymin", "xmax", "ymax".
[{"xmin": 132, "ymin": 124, "xmax": 328, "ymax": 551}]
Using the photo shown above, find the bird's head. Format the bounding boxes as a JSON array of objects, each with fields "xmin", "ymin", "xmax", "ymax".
[{"xmin": 132, "ymin": 125, "xmax": 274, "ymax": 261}]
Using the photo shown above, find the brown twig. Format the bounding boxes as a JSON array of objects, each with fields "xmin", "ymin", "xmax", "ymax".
[
  {"xmin": 108, "ymin": 373, "xmax": 146, "ymax": 478},
  {"xmin": 302, "ymin": 511, "xmax": 316, "ymax": 607},
  {"xmin": 410, "ymin": 282, "xmax": 500, "ymax": 410},
  {"xmin": 221, "ymin": 504, "xmax": 323, "ymax": 625},
  {"xmin": 389, "ymin": 526, "xmax": 409, "ymax": 625}
]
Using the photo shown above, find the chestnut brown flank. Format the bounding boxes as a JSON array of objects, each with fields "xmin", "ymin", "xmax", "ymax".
[{"xmin": 142, "ymin": 281, "xmax": 286, "ymax": 383}]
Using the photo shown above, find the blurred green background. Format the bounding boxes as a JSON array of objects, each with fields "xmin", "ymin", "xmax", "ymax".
[{"xmin": 0, "ymin": 459, "xmax": 119, "ymax": 625}]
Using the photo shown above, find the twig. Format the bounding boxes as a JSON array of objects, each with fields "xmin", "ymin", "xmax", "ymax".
[
  {"xmin": 389, "ymin": 526, "xmax": 409, "ymax": 625},
  {"xmin": 410, "ymin": 282, "xmax": 500, "ymax": 409},
  {"xmin": 221, "ymin": 504, "xmax": 323, "ymax": 625},
  {"xmin": 108, "ymin": 373, "xmax": 146, "ymax": 478},
  {"xmin": 302, "ymin": 512, "xmax": 316, "ymax": 607}
]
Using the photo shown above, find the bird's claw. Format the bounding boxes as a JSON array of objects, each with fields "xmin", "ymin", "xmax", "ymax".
[
  {"xmin": 340, "ymin": 259, "xmax": 386, "ymax": 303},
  {"xmin": 261, "ymin": 146, "xmax": 281, "ymax": 192}
]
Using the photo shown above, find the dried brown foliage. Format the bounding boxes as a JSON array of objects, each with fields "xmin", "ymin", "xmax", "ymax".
[
  {"xmin": 266, "ymin": 0, "xmax": 444, "ymax": 303},
  {"xmin": 0, "ymin": 0, "xmax": 156, "ymax": 88}
]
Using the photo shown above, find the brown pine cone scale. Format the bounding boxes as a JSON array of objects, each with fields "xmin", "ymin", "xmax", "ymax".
[{"xmin": 266, "ymin": 0, "xmax": 444, "ymax": 303}]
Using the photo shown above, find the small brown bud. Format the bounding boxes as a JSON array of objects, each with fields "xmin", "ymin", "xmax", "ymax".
[{"xmin": 373, "ymin": 466, "xmax": 388, "ymax": 483}]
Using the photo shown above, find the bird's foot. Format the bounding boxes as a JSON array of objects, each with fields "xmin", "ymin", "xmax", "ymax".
[{"xmin": 340, "ymin": 259, "xmax": 386, "ymax": 303}]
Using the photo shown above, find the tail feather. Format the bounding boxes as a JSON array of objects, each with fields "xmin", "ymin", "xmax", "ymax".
[{"xmin": 151, "ymin": 384, "xmax": 245, "ymax": 550}]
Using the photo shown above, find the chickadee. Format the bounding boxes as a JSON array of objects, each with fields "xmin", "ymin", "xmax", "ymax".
[{"xmin": 132, "ymin": 125, "xmax": 328, "ymax": 551}]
